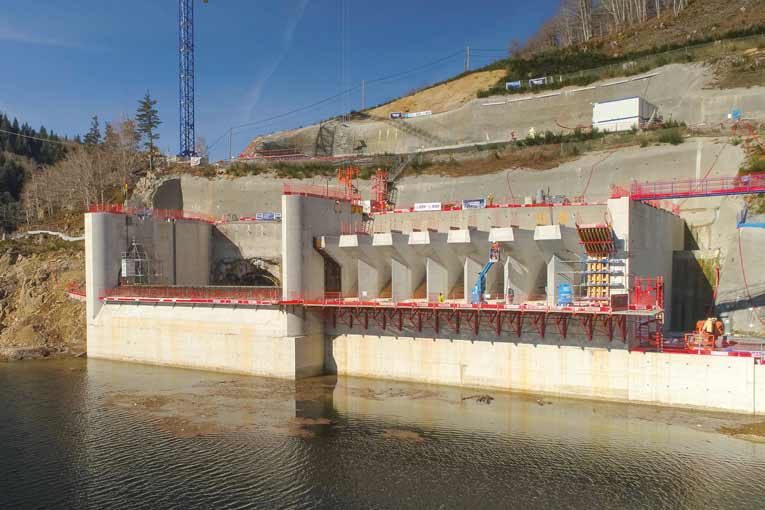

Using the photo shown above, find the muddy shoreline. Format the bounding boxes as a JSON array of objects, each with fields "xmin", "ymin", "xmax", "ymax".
[{"xmin": 0, "ymin": 346, "xmax": 86, "ymax": 362}]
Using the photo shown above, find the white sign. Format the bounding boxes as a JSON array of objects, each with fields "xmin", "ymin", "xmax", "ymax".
[
  {"xmin": 414, "ymin": 202, "xmax": 442, "ymax": 212},
  {"xmin": 362, "ymin": 200, "xmax": 371, "ymax": 214},
  {"xmin": 190, "ymin": 157, "xmax": 202, "ymax": 167},
  {"xmin": 529, "ymin": 77, "xmax": 547, "ymax": 87},
  {"xmin": 462, "ymin": 198, "xmax": 486, "ymax": 209},
  {"xmin": 405, "ymin": 110, "xmax": 432, "ymax": 119}
]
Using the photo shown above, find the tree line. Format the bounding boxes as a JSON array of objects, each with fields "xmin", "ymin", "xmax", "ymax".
[
  {"xmin": 1, "ymin": 92, "xmax": 163, "ymax": 231},
  {"xmin": 518, "ymin": 0, "xmax": 692, "ymax": 55}
]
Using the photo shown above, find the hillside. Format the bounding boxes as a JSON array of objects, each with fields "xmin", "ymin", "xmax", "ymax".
[
  {"xmin": 367, "ymin": 69, "xmax": 506, "ymax": 117},
  {"xmin": 0, "ymin": 237, "xmax": 85, "ymax": 361},
  {"xmin": 596, "ymin": 0, "xmax": 765, "ymax": 55},
  {"xmin": 361, "ymin": 0, "xmax": 764, "ymax": 118}
]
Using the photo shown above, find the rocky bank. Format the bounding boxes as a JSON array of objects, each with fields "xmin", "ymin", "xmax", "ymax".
[{"xmin": 0, "ymin": 236, "xmax": 85, "ymax": 361}]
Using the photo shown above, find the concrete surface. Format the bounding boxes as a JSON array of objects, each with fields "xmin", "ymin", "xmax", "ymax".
[
  {"xmin": 327, "ymin": 333, "xmax": 765, "ymax": 415},
  {"xmin": 250, "ymin": 63, "xmax": 765, "ymax": 157},
  {"xmin": 88, "ymin": 304, "xmax": 324, "ymax": 379}
]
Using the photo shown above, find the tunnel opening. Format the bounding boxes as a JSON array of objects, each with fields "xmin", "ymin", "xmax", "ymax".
[{"xmin": 211, "ymin": 258, "xmax": 281, "ymax": 287}]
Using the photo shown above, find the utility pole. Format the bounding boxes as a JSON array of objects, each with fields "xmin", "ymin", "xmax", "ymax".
[
  {"xmin": 361, "ymin": 80, "xmax": 366, "ymax": 111},
  {"xmin": 465, "ymin": 46, "xmax": 470, "ymax": 72},
  {"xmin": 228, "ymin": 128, "xmax": 233, "ymax": 161}
]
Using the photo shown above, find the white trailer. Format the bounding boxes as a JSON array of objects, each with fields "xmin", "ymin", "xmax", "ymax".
[{"xmin": 592, "ymin": 96, "xmax": 658, "ymax": 133}]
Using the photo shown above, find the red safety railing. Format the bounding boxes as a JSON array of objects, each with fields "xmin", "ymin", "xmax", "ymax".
[
  {"xmin": 88, "ymin": 204, "xmax": 220, "ymax": 224},
  {"xmin": 66, "ymin": 282, "xmax": 86, "ymax": 299},
  {"xmin": 628, "ymin": 173, "xmax": 765, "ymax": 200},
  {"xmin": 100, "ymin": 285, "xmax": 282, "ymax": 303},
  {"xmin": 282, "ymin": 183, "xmax": 360, "ymax": 202},
  {"xmin": 629, "ymin": 277, "xmax": 664, "ymax": 310}
]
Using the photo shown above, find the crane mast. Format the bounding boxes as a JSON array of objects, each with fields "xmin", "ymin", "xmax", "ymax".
[{"xmin": 179, "ymin": 0, "xmax": 196, "ymax": 157}]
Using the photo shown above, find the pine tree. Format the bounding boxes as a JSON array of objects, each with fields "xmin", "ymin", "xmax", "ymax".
[
  {"xmin": 135, "ymin": 91, "xmax": 161, "ymax": 170},
  {"xmin": 84, "ymin": 115, "xmax": 101, "ymax": 146},
  {"xmin": 103, "ymin": 122, "xmax": 118, "ymax": 148}
]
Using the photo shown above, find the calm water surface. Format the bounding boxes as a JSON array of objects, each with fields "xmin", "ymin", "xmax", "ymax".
[{"xmin": 1, "ymin": 358, "xmax": 765, "ymax": 509}]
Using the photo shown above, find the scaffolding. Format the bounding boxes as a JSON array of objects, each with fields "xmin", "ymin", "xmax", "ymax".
[
  {"xmin": 120, "ymin": 239, "xmax": 151, "ymax": 285},
  {"xmin": 575, "ymin": 223, "xmax": 619, "ymax": 304},
  {"xmin": 371, "ymin": 168, "xmax": 390, "ymax": 212}
]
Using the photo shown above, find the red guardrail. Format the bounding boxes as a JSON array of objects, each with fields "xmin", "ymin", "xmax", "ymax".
[
  {"xmin": 66, "ymin": 282, "xmax": 86, "ymax": 301},
  {"xmin": 282, "ymin": 183, "xmax": 360, "ymax": 202},
  {"xmin": 628, "ymin": 173, "xmax": 765, "ymax": 200},
  {"xmin": 100, "ymin": 286, "xmax": 282, "ymax": 304},
  {"xmin": 88, "ymin": 204, "xmax": 220, "ymax": 224},
  {"xmin": 629, "ymin": 277, "xmax": 664, "ymax": 310}
]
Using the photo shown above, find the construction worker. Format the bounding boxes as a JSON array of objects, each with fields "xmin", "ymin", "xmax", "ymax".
[
  {"xmin": 487, "ymin": 193, "xmax": 495, "ymax": 207},
  {"xmin": 438, "ymin": 292, "xmax": 445, "ymax": 304}
]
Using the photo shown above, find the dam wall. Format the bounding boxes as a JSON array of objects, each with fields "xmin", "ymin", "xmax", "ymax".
[
  {"xmin": 85, "ymin": 213, "xmax": 212, "ymax": 319},
  {"xmin": 326, "ymin": 332, "xmax": 765, "ymax": 414},
  {"xmin": 87, "ymin": 303, "xmax": 325, "ymax": 378},
  {"xmin": 87, "ymin": 297, "xmax": 765, "ymax": 416}
]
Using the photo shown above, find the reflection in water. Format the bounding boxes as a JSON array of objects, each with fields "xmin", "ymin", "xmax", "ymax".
[{"xmin": 1, "ymin": 358, "xmax": 764, "ymax": 509}]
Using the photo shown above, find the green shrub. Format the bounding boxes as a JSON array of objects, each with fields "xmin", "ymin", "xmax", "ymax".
[
  {"xmin": 662, "ymin": 119, "xmax": 686, "ymax": 129},
  {"xmin": 747, "ymin": 156, "xmax": 765, "ymax": 173},
  {"xmin": 658, "ymin": 128, "xmax": 683, "ymax": 145}
]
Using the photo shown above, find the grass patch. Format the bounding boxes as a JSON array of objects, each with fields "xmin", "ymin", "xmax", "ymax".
[
  {"xmin": 477, "ymin": 27, "xmax": 765, "ymax": 98},
  {"xmin": 657, "ymin": 128, "xmax": 684, "ymax": 145},
  {"xmin": 0, "ymin": 236, "xmax": 83, "ymax": 257},
  {"xmin": 739, "ymin": 146, "xmax": 765, "ymax": 213},
  {"xmin": 226, "ymin": 161, "xmax": 342, "ymax": 180}
]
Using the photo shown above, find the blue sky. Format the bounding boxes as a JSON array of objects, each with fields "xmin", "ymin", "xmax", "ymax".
[{"xmin": 0, "ymin": 0, "xmax": 558, "ymax": 160}]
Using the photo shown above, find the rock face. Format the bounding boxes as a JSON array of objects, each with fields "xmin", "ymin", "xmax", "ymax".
[{"xmin": 0, "ymin": 237, "xmax": 86, "ymax": 360}]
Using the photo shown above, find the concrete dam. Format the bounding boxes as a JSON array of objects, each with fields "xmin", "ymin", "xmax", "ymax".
[{"xmin": 85, "ymin": 180, "xmax": 765, "ymax": 415}]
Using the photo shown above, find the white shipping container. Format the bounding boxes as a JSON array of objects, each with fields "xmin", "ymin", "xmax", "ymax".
[{"xmin": 592, "ymin": 96, "xmax": 657, "ymax": 133}]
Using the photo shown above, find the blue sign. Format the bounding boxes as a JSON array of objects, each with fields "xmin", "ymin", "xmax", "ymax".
[
  {"xmin": 505, "ymin": 80, "xmax": 521, "ymax": 90},
  {"xmin": 462, "ymin": 198, "xmax": 486, "ymax": 209},
  {"xmin": 255, "ymin": 212, "xmax": 281, "ymax": 221}
]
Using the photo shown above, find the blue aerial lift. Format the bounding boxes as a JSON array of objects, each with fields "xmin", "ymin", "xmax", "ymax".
[{"xmin": 471, "ymin": 242, "xmax": 500, "ymax": 304}]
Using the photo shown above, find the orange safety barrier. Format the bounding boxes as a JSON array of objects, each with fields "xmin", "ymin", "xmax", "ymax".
[
  {"xmin": 66, "ymin": 282, "xmax": 86, "ymax": 298},
  {"xmin": 88, "ymin": 204, "xmax": 220, "ymax": 224},
  {"xmin": 282, "ymin": 183, "xmax": 360, "ymax": 202},
  {"xmin": 100, "ymin": 286, "xmax": 282, "ymax": 303},
  {"xmin": 629, "ymin": 277, "xmax": 664, "ymax": 310}
]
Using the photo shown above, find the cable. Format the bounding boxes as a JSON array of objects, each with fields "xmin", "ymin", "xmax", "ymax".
[
  {"xmin": 0, "ymin": 128, "xmax": 71, "ymax": 146},
  {"xmin": 678, "ymin": 143, "xmax": 727, "ymax": 209},
  {"xmin": 365, "ymin": 51, "xmax": 463, "ymax": 85},
  {"xmin": 737, "ymin": 228, "xmax": 765, "ymax": 327},
  {"xmin": 207, "ymin": 49, "xmax": 468, "ymax": 152},
  {"xmin": 580, "ymin": 151, "xmax": 615, "ymax": 199}
]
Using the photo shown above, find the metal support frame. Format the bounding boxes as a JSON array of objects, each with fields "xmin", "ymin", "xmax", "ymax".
[
  {"xmin": 551, "ymin": 313, "xmax": 570, "ymax": 339},
  {"xmin": 323, "ymin": 304, "xmax": 639, "ymax": 345},
  {"xmin": 576, "ymin": 314, "xmax": 594, "ymax": 341}
]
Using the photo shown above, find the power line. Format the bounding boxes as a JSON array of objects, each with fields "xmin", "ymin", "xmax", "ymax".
[
  {"xmin": 0, "ymin": 128, "xmax": 72, "ymax": 146},
  {"xmin": 366, "ymin": 51, "xmax": 463, "ymax": 85},
  {"xmin": 207, "ymin": 50, "xmax": 467, "ymax": 152}
]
